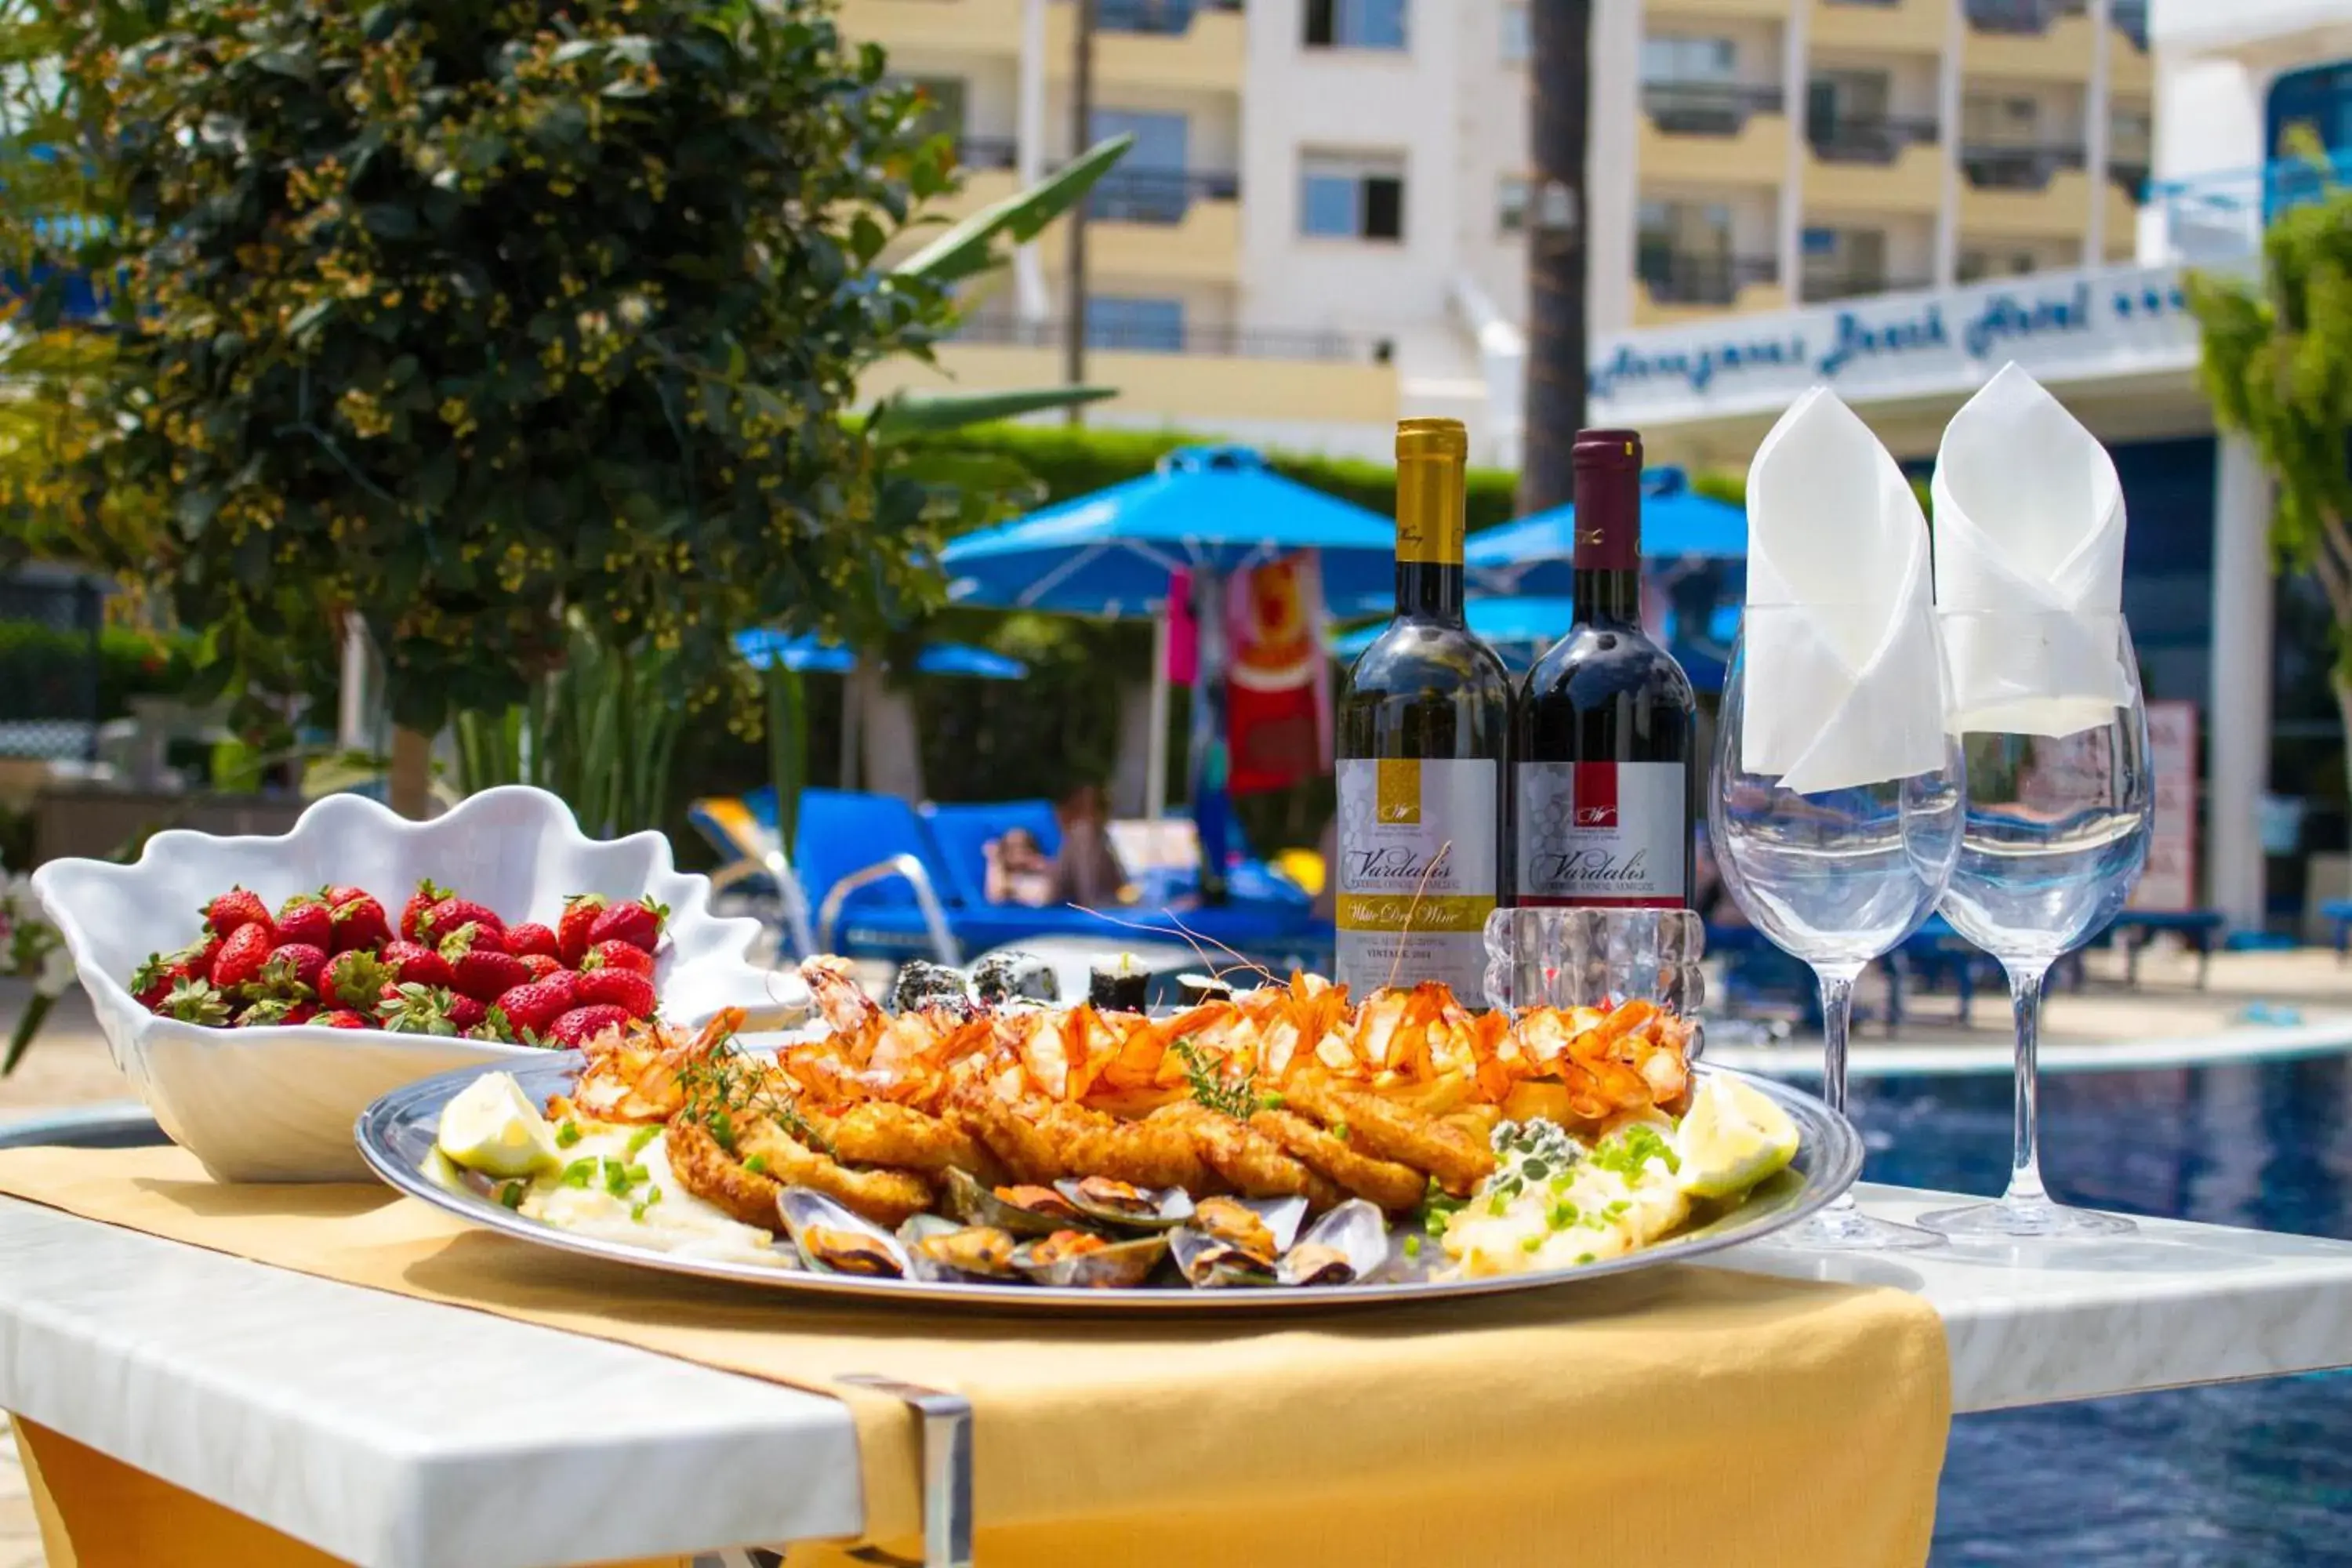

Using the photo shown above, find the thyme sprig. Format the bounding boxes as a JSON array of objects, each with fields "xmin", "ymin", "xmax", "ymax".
[
  {"xmin": 1171, "ymin": 1035, "xmax": 1270, "ymax": 1123},
  {"xmin": 675, "ymin": 1038, "xmax": 831, "ymax": 1157}
]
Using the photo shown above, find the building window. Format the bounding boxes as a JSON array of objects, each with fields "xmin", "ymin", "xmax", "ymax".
[
  {"xmin": 1497, "ymin": 176, "xmax": 1528, "ymax": 235},
  {"xmin": 1802, "ymin": 226, "xmax": 1888, "ymax": 300},
  {"xmin": 1087, "ymin": 296, "xmax": 1187, "ymax": 353},
  {"xmin": 1300, "ymin": 154, "xmax": 1406, "ymax": 241},
  {"xmin": 1638, "ymin": 200, "xmax": 1736, "ymax": 303},
  {"xmin": 1962, "ymin": 92, "xmax": 2039, "ymax": 146},
  {"xmin": 1500, "ymin": 2, "xmax": 1530, "ymax": 64},
  {"xmin": 1639, "ymin": 34, "xmax": 1735, "ymax": 84},
  {"xmin": 1958, "ymin": 248, "xmax": 2043, "ymax": 282},
  {"xmin": 1305, "ymin": 0, "xmax": 1407, "ymax": 51}
]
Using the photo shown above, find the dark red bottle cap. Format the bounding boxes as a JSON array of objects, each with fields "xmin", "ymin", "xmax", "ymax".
[
  {"xmin": 1572, "ymin": 430, "xmax": 1643, "ymax": 474},
  {"xmin": 1571, "ymin": 429, "xmax": 1642, "ymax": 570}
]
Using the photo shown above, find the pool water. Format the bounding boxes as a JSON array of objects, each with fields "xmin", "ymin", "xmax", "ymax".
[{"xmin": 1849, "ymin": 1058, "xmax": 2352, "ymax": 1566}]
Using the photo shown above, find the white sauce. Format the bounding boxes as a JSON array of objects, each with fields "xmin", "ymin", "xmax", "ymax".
[
  {"xmin": 517, "ymin": 1122, "xmax": 789, "ymax": 1268},
  {"xmin": 1437, "ymin": 1128, "xmax": 1690, "ymax": 1279}
]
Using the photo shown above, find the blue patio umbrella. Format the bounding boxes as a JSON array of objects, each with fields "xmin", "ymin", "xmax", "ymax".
[
  {"xmin": 733, "ymin": 629, "xmax": 1027, "ymax": 680},
  {"xmin": 1465, "ymin": 468, "xmax": 1747, "ymax": 595},
  {"xmin": 941, "ymin": 445, "xmax": 1404, "ymax": 837},
  {"xmin": 940, "ymin": 445, "xmax": 1401, "ymax": 618},
  {"xmin": 1330, "ymin": 599, "xmax": 1739, "ymax": 691}
]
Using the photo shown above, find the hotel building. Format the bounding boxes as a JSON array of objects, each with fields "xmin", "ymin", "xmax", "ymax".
[{"xmin": 848, "ymin": 0, "xmax": 2154, "ymax": 464}]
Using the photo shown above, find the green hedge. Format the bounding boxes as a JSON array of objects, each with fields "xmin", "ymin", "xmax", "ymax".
[{"xmin": 0, "ymin": 622, "xmax": 196, "ymax": 724}]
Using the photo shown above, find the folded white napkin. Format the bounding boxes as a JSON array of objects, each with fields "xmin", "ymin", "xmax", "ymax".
[
  {"xmin": 1740, "ymin": 387, "xmax": 1949, "ymax": 794},
  {"xmin": 1932, "ymin": 363, "xmax": 2131, "ymax": 737}
]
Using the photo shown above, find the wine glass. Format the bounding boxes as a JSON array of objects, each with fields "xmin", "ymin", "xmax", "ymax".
[
  {"xmin": 1920, "ymin": 612, "xmax": 2151, "ymax": 1240},
  {"xmin": 1709, "ymin": 612, "xmax": 1965, "ymax": 1250}
]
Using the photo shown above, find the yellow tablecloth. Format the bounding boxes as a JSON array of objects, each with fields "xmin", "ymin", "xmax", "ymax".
[{"xmin": 0, "ymin": 1146, "xmax": 1952, "ymax": 1567}]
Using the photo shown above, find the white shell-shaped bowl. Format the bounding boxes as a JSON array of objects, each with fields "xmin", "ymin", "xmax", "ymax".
[{"xmin": 31, "ymin": 786, "xmax": 808, "ymax": 1182}]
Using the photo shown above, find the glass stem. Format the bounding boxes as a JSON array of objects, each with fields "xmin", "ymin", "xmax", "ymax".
[
  {"xmin": 2005, "ymin": 963, "xmax": 2050, "ymax": 1207},
  {"xmin": 1815, "ymin": 963, "xmax": 1863, "ymax": 1215}
]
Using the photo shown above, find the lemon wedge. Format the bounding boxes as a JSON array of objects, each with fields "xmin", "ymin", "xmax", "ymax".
[
  {"xmin": 436, "ymin": 1072, "xmax": 559, "ymax": 1179},
  {"xmin": 1674, "ymin": 1075, "xmax": 1800, "ymax": 1200}
]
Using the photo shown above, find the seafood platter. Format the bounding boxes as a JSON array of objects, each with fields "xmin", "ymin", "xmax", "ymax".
[{"xmin": 360, "ymin": 953, "xmax": 1861, "ymax": 1308}]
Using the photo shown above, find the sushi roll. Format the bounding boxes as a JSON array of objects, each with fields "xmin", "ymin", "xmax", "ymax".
[
  {"xmin": 1088, "ymin": 953, "xmax": 1151, "ymax": 1014},
  {"xmin": 891, "ymin": 960, "xmax": 975, "ymax": 1018},
  {"xmin": 1176, "ymin": 972, "xmax": 1233, "ymax": 1006},
  {"xmin": 972, "ymin": 950, "xmax": 1059, "ymax": 1007}
]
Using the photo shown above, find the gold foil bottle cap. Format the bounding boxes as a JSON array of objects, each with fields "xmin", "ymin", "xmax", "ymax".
[{"xmin": 1396, "ymin": 417, "xmax": 1468, "ymax": 461}]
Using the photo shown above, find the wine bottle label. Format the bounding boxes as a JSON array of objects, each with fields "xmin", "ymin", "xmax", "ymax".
[
  {"xmin": 1333, "ymin": 757, "xmax": 1497, "ymax": 998},
  {"xmin": 1515, "ymin": 760, "xmax": 1687, "ymax": 907}
]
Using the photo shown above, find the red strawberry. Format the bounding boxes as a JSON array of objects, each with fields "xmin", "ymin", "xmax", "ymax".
[
  {"xmin": 201, "ymin": 887, "xmax": 274, "ymax": 942},
  {"xmin": 548, "ymin": 1004, "xmax": 630, "ymax": 1048},
  {"xmin": 274, "ymin": 895, "xmax": 334, "ymax": 950},
  {"xmin": 586, "ymin": 896, "xmax": 666, "ymax": 955},
  {"xmin": 377, "ymin": 982, "xmax": 459, "ymax": 1036},
  {"xmin": 320, "ymin": 949, "xmax": 394, "ymax": 1008},
  {"xmin": 382, "ymin": 938, "xmax": 455, "ymax": 989},
  {"xmin": 573, "ymin": 965, "xmax": 657, "ymax": 1020},
  {"xmin": 399, "ymin": 877, "xmax": 452, "ymax": 942},
  {"xmin": 158, "ymin": 978, "xmax": 231, "ymax": 1026},
  {"xmin": 505, "ymin": 921, "xmax": 560, "ymax": 960},
  {"xmin": 556, "ymin": 894, "xmax": 607, "ymax": 965},
  {"xmin": 330, "ymin": 894, "xmax": 392, "ymax": 953},
  {"xmin": 495, "ymin": 973, "xmax": 577, "ymax": 1037},
  {"xmin": 579, "ymin": 938, "xmax": 655, "ymax": 978},
  {"xmin": 255, "ymin": 943, "xmax": 329, "ymax": 1000},
  {"xmin": 319, "ymin": 884, "xmax": 371, "ymax": 909},
  {"xmin": 316, "ymin": 1008, "xmax": 371, "ymax": 1029},
  {"xmin": 238, "ymin": 997, "xmax": 318, "ymax": 1027},
  {"xmin": 209, "ymin": 923, "xmax": 278, "ymax": 993},
  {"xmin": 132, "ymin": 948, "xmax": 201, "ymax": 1010},
  {"xmin": 443, "ymin": 936, "xmax": 530, "ymax": 1004},
  {"xmin": 517, "ymin": 953, "xmax": 564, "ymax": 982},
  {"xmin": 445, "ymin": 993, "xmax": 488, "ymax": 1033},
  {"xmin": 425, "ymin": 897, "xmax": 505, "ymax": 947}
]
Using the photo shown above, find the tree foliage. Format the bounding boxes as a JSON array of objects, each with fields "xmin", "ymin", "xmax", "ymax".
[
  {"xmin": 0, "ymin": 0, "xmax": 967, "ymax": 731},
  {"xmin": 2187, "ymin": 165, "xmax": 2352, "ymax": 689}
]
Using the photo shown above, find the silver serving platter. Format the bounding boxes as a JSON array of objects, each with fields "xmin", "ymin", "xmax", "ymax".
[{"xmin": 356, "ymin": 1055, "xmax": 1861, "ymax": 1312}]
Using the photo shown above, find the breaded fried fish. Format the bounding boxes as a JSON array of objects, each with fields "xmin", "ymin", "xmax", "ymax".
[
  {"xmin": 666, "ymin": 1119, "xmax": 933, "ymax": 1232},
  {"xmin": 1281, "ymin": 1071, "xmax": 1497, "ymax": 1197},
  {"xmin": 952, "ymin": 1086, "xmax": 1216, "ymax": 1193},
  {"xmin": 1247, "ymin": 1108, "xmax": 1428, "ymax": 1213},
  {"xmin": 799, "ymin": 1100, "xmax": 1007, "ymax": 1187},
  {"xmin": 1148, "ymin": 1101, "xmax": 1347, "ymax": 1210}
]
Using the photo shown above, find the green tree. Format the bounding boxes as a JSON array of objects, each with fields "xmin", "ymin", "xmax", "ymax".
[
  {"xmin": 2187, "ymin": 163, "xmax": 2352, "ymax": 781},
  {"xmin": 0, "ymin": 0, "xmax": 1025, "ymax": 813}
]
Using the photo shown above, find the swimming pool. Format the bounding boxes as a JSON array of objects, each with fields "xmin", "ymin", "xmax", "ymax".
[{"xmin": 1845, "ymin": 1058, "xmax": 2352, "ymax": 1565}]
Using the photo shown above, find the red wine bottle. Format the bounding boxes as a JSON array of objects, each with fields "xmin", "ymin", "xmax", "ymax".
[{"xmin": 1512, "ymin": 430, "xmax": 1697, "ymax": 909}]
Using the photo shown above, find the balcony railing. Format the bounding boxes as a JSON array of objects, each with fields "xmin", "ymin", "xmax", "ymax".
[
  {"xmin": 954, "ymin": 136, "xmax": 1021, "ymax": 172},
  {"xmin": 1961, "ymin": 141, "xmax": 2088, "ymax": 190},
  {"xmin": 1098, "ymin": 0, "xmax": 1242, "ymax": 35},
  {"xmin": 951, "ymin": 315, "xmax": 1379, "ymax": 363},
  {"xmin": 1801, "ymin": 269, "xmax": 1933, "ymax": 303},
  {"xmin": 1965, "ymin": 0, "xmax": 2086, "ymax": 33},
  {"xmin": 1808, "ymin": 114, "xmax": 1941, "ymax": 164},
  {"xmin": 1084, "ymin": 166, "xmax": 1242, "ymax": 223},
  {"xmin": 1639, "ymin": 253, "xmax": 1778, "ymax": 307},
  {"xmin": 1641, "ymin": 81, "xmax": 1787, "ymax": 136}
]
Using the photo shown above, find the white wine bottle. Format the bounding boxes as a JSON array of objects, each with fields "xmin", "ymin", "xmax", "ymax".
[{"xmin": 1333, "ymin": 417, "xmax": 1513, "ymax": 998}]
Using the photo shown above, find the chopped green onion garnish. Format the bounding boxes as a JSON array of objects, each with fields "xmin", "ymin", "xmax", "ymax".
[
  {"xmin": 559, "ymin": 1158, "xmax": 597, "ymax": 1188},
  {"xmin": 554, "ymin": 1121, "xmax": 583, "ymax": 1149},
  {"xmin": 498, "ymin": 1181, "xmax": 526, "ymax": 1209},
  {"xmin": 743, "ymin": 1153, "xmax": 770, "ymax": 1176},
  {"xmin": 1403, "ymin": 1234, "xmax": 1422, "ymax": 1259},
  {"xmin": 1520, "ymin": 1234, "xmax": 1543, "ymax": 1253},
  {"xmin": 626, "ymin": 1125, "xmax": 659, "ymax": 1156}
]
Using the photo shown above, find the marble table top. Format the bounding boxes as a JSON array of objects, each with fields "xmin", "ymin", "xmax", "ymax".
[{"xmin": 7, "ymin": 1184, "xmax": 2352, "ymax": 1567}]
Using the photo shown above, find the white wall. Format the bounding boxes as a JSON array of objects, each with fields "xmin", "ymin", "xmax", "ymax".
[{"xmin": 1239, "ymin": 0, "xmax": 1464, "ymax": 336}]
